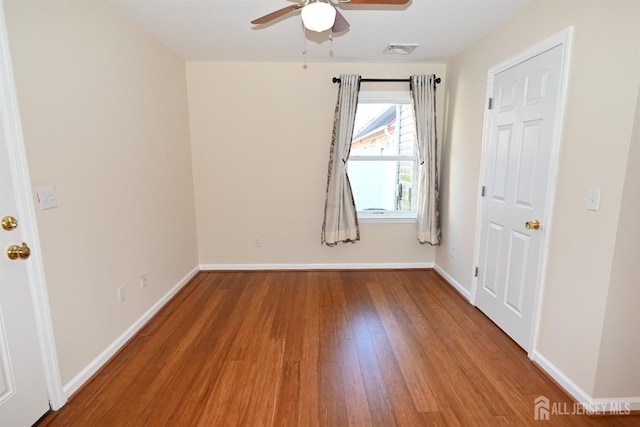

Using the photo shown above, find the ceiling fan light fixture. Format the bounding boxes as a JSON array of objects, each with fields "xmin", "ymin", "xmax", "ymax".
[{"xmin": 301, "ymin": 1, "xmax": 337, "ymax": 32}]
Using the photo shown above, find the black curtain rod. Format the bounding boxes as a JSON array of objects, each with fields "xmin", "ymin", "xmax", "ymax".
[{"xmin": 332, "ymin": 76, "xmax": 441, "ymax": 84}]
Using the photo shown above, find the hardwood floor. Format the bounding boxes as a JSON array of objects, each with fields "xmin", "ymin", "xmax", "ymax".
[{"xmin": 40, "ymin": 270, "xmax": 638, "ymax": 426}]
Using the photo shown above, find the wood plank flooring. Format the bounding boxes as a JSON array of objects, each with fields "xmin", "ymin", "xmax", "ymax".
[{"xmin": 39, "ymin": 270, "xmax": 639, "ymax": 426}]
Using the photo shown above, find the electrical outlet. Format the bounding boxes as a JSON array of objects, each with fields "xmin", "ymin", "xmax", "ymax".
[
  {"xmin": 117, "ymin": 286, "xmax": 126, "ymax": 303},
  {"xmin": 255, "ymin": 236, "xmax": 262, "ymax": 247},
  {"xmin": 450, "ymin": 246, "xmax": 455, "ymax": 258},
  {"xmin": 140, "ymin": 273, "xmax": 148, "ymax": 289}
]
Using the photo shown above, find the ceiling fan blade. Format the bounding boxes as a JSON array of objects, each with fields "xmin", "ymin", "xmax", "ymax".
[
  {"xmin": 332, "ymin": 9, "xmax": 350, "ymax": 32},
  {"xmin": 251, "ymin": 4, "xmax": 303, "ymax": 25},
  {"xmin": 342, "ymin": 0, "xmax": 409, "ymax": 4}
]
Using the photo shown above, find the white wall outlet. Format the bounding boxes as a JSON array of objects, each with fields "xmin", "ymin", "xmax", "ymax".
[
  {"xmin": 117, "ymin": 286, "xmax": 126, "ymax": 303},
  {"xmin": 140, "ymin": 273, "xmax": 148, "ymax": 289},
  {"xmin": 450, "ymin": 245, "xmax": 455, "ymax": 258},
  {"xmin": 587, "ymin": 188, "xmax": 601, "ymax": 211},
  {"xmin": 36, "ymin": 185, "xmax": 58, "ymax": 210},
  {"xmin": 255, "ymin": 236, "xmax": 262, "ymax": 247}
]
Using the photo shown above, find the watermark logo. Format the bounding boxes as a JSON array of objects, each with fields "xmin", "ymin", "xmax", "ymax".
[
  {"xmin": 533, "ymin": 395, "xmax": 631, "ymax": 420},
  {"xmin": 534, "ymin": 395, "xmax": 550, "ymax": 420}
]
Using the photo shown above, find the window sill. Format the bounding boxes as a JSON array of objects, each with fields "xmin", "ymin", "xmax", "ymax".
[{"xmin": 358, "ymin": 214, "xmax": 417, "ymax": 224}]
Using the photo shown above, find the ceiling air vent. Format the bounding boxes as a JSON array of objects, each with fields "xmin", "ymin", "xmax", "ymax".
[{"xmin": 383, "ymin": 43, "xmax": 418, "ymax": 55}]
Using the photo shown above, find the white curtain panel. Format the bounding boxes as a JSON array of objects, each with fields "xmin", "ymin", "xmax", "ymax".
[
  {"xmin": 321, "ymin": 74, "xmax": 361, "ymax": 246},
  {"xmin": 411, "ymin": 75, "xmax": 441, "ymax": 245}
]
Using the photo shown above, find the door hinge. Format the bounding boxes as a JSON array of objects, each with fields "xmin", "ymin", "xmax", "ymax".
[
  {"xmin": 481, "ymin": 186, "xmax": 486, "ymax": 197},
  {"xmin": 488, "ymin": 97, "xmax": 493, "ymax": 109},
  {"xmin": 475, "ymin": 267, "xmax": 479, "ymax": 277}
]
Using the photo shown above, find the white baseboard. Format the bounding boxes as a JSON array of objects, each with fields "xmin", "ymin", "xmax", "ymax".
[
  {"xmin": 433, "ymin": 263, "xmax": 471, "ymax": 301},
  {"xmin": 200, "ymin": 262, "xmax": 434, "ymax": 271},
  {"xmin": 591, "ymin": 396, "xmax": 640, "ymax": 412},
  {"xmin": 62, "ymin": 266, "xmax": 199, "ymax": 399},
  {"xmin": 532, "ymin": 351, "xmax": 593, "ymax": 405},
  {"xmin": 532, "ymin": 351, "xmax": 640, "ymax": 413}
]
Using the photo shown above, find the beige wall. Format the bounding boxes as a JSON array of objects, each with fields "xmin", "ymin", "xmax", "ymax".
[
  {"xmin": 186, "ymin": 62, "xmax": 444, "ymax": 266},
  {"xmin": 594, "ymin": 86, "xmax": 640, "ymax": 398},
  {"xmin": 439, "ymin": 0, "xmax": 640, "ymax": 396},
  {"xmin": 5, "ymin": 0, "xmax": 198, "ymax": 384}
]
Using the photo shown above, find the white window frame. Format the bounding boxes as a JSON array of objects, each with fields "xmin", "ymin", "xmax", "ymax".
[{"xmin": 348, "ymin": 90, "xmax": 418, "ymax": 223}]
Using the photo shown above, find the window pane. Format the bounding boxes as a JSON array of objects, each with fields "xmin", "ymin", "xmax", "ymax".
[
  {"xmin": 397, "ymin": 160, "xmax": 415, "ymax": 212},
  {"xmin": 352, "ymin": 104, "xmax": 399, "ymax": 156},
  {"xmin": 349, "ymin": 160, "xmax": 415, "ymax": 212},
  {"xmin": 352, "ymin": 104, "xmax": 416, "ymax": 157}
]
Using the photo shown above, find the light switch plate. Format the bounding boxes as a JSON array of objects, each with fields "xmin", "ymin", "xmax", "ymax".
[
  {"xmin": 36, "ymin": 186, "xmax": 58, "ymax": 210},
  {"xmin": 587, "ymin": 188, "xmax": 600, "ymax": 211}
]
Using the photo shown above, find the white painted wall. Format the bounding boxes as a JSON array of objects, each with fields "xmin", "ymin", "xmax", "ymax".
[
  {"xmin": 186, "ymin": 62, "xmax": 445, "ymax": 267},
  {"xmin": 594, "ymin": 85, "xmax": 640, "ymax": 399},
  {"xmin": 4, "ymin": 0, "xmax": 198, "ymax": 385},
  {"xmin": 438, "ymin": 0, "xmax": 640, "ymax": 398}
]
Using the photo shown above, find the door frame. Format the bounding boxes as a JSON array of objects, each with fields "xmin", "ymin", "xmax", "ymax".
[
  {"xmin": 0, "ymin": 1, "xmax": 65, "ymax": 410},
  {"xmin": 470, "ymin": 28, "xmax": 573, "ymax": 357}
]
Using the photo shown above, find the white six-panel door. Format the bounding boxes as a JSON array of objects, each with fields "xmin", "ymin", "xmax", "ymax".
[{"xmin": 475, "ymin": 45, "xmax": 564, "ymax": 351}]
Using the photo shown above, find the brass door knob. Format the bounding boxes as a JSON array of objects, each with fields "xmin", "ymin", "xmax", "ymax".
[
  {"xmin": 525, "ymin": 220, "xmax": 541, "ymax": 230},
  {"xmin": 6, "ymin": 242, "xmax": 31, "ymax": 260},
  {"xmin": 1, "ymin": 216, "xmax": 18, "ymax": 231}
]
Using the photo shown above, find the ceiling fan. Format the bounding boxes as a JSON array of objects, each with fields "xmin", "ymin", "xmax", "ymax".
[{"xmin": 251, "ymin": 0, "xmax": 409, "ymax": 33}]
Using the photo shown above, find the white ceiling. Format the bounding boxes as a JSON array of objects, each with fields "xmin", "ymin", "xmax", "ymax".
[{"xmin": 108, "ymin": 0, "xmax": 533, "ymax": 63}]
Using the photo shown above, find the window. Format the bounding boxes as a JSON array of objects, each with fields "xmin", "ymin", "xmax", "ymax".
[{"xmin": 348, "ymin": 91, "xmax": 418, "ymax": 221}]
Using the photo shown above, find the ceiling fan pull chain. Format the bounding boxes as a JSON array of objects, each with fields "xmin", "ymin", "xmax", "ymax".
[
  {"xmin": 301, "ymin": 21, "xmax": 308, "ymax": 66},
  {"xmin": 329, "ymin": 32, "xmax": 333, "ymax": 57}
]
